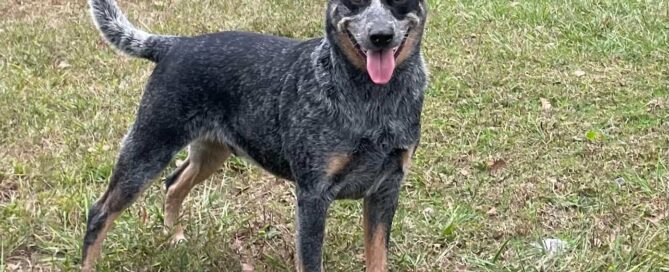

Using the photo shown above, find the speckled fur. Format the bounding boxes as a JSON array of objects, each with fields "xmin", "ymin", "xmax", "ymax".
[{"xmin": 83, "ymin": 0, "xmax": 428, "ymax": 271}]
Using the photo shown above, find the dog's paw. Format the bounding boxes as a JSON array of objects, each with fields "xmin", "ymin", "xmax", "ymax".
[
  {"xmin": 164, "ymin": 225, "xmax": 187, "ymax": 245},
  {"xmin": 170, "ymin": 228, "xmax": 187, "ymax": 245}
]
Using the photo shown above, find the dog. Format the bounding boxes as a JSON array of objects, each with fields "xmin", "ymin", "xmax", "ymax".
[{"xmin": 83, "ymin": 0, "xmax": 428, "ymax": 271}]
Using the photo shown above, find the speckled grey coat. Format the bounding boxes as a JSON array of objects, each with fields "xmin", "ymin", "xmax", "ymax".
[{"xmin": 83, "ymin": 0, "xmax": 428, "ymax": 271}]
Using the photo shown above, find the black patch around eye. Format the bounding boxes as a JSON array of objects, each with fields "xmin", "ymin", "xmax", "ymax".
[{"xmin": 383, "ymin": 0, "xmax": 420, "ymax": 18}]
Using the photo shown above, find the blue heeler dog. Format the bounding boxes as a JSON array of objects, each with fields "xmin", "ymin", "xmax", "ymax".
[{"xmin": 82, "ymin": 0, "xmax": 428, "ymax": 271}]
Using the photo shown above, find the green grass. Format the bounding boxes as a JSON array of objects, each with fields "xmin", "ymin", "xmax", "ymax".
[{"xmin": 1, "ymin": 0, "xmax": 667, "ymax": 271}]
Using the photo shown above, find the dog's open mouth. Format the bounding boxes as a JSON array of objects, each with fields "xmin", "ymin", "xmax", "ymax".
[{"xmin": 345, "ymin": 29, "xmax": 411, "ymax": 85}]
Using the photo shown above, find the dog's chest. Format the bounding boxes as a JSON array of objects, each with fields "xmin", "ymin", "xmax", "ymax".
[
  {"xmin": 336, "ymin": 95, "xmax": 421, "ymax": 150},
  {"xmin": 347, "ymin": 120, "xmax": 412, "ymax": 153},
  {"xmin": 331, "ymin": 111, "xmax": 416, "ymax": 199}
]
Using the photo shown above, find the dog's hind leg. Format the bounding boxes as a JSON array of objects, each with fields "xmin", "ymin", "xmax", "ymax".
[
  {"xmin": 163, "ymin": 139, "xmax": 231, "ymax": 243},
  {"xmin": 82, "ymin": 120, "xmax": 188, "ymax": 271}
]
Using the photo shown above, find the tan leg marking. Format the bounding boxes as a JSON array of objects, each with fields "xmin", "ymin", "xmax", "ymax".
[
  {"xmin": 82, "ymin": 211, "xmax": 120, "ymax": 272},
  {"xmin": 164, "ymin": 141, "xmax": 231, "ymax": 243},
  {"xmin": 325, "ymin": 153, "xmax": 351, "ymax": 177},
  {"xmin": 364, "ymin": 201, "xmax": 388, "ymax": 272},
  {"xmin": 335, "ymin": 31, "xmax": 367, "ymax": 70}
]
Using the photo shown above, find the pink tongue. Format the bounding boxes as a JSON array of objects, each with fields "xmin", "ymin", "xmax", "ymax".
[{"xmin": 366, "ymin": 49, "xmax": 396, "ymax": 85}]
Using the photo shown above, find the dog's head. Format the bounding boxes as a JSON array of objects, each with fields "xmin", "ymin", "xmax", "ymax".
[{"xmin": 326, "ymin": 0, "xmax": 427, "ymax": 85}]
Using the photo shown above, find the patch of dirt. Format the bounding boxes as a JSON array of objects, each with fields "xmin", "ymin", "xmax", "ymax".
[
  {"xmin": 0, "ymin": 179, "xmax": 18, "ymax": 203},
  {"xmin": 5, "ymin": 245, "xmax": 55, "ymax": 272}
]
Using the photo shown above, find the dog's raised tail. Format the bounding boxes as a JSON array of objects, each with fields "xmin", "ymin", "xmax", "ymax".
[{"xmin": 89, "ymin": 0, "xmax": 174, "ymax": 62}]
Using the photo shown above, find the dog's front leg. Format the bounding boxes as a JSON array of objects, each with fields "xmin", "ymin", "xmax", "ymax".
[
  {"xmin": 362, "ymin": 175, "xmax": 401, "ymax": 272},
  {"xmin": 362, "ymin": 146, "xmax": 414, "ymax": 272},
  {"xmin": 295, "ymin": 185, "xmax": 331, "ymax": 272}
]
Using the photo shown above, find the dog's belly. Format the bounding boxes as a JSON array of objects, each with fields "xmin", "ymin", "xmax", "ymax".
[{"xmin": 226, "ymin": 142, "xmax": 293, "ymax": 181}]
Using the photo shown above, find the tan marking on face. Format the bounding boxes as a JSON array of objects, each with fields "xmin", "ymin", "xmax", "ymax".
[
  {"xmin": 81, "ymin": 211, "xmax": 120, "ymax": 272},
  {"xmin": 325, "ymin": 153, "xmax": 351, "ymax": 177},
  {"xmin": 364, "ymin": 217, "xmax": 388, "ymax": 272},
  {"xmin": 396, "ymin": 28, "xmax": 420, "ymax": 66},
  {"xmin": 335, "ymin": 31, "xmax": 366, "ymax": 70},
  {"xmin": 406, "ymin": 12, "xmax": 422, "ymax": 27}
]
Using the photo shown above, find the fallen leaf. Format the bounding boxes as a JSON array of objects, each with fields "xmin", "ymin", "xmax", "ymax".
[
  {"xmin": 57, "ymin": 61, "xmax": 71, "ymax": 69},
  {"xmin": 8, "ymin": 263, "xmax": 20, "ymax": 271},
  {"xmin": 646, "ymin": 98, "xmax": 665, "ymax": 111},
  {"xmin": 609, "ymin": 226, "xmax": 620, "ymax": 244},
  {"xmin": 422, "ymin": 207, "xmax": 434, "ymax": 217},
  {"xmin": 233, "ymin": 237, "xmax": 244, "ymax": 250},
  {"xmin": 138, "ymin": 206, "xmax": 148, "ymax": 225},
  {"xmin": 585, "ymin": 130, "xmax": 601, "ymax": 142},
  {"xmin": 540, "ymin": 98, "xmax": 552, "ymax": 111},
  {"xmin": 613, "ymin": 177, "xmax": 625, "ymax": 187},
  {"xmin": 534, "ymin": 238, "xmax": 567, "ymax": 256},
  {"xmin": 486, "ymin": 207, "xmax": 497, "ymax": 216},
  {"xmin": 0, "ymin": 181, "xmax": 18, "ymax": 202},
  {"xmin": 646, "ymin": 212, "xmax": 667, "ymax": 225},
  {"xmin": 488, "ymin": 159, "xmax": 507, "ymax": 174},
  {"xmin": 242, "ymin": 263, "xmax": 254, "ymax": 272}
]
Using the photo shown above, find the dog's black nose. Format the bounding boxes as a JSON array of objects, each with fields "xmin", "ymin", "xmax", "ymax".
[{"xmin": 369, "ymin": 30, "xmax": 394, "ymax": 48}]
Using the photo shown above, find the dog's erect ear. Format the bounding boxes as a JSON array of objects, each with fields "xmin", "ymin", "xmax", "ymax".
[{"xmin": 327, "ymin": 1, "xmax": 355, "ymax": 32}]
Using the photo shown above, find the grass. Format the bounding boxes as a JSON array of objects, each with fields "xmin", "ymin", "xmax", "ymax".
[{"xmin": 0, "ymin": 0, "xmax": 667, "ymax": 271}]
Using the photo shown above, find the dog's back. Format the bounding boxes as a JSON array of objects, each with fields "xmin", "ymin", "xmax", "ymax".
[
  {"xmin": 138, "ymin": 31, "xmax": 324, "ymax": 180},
  {"xmin": 88, "ymin": 0, "xmax": 320, "ymax": 178}
]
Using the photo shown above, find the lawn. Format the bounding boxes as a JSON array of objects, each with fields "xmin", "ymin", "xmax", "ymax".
[{"xmin": 0, "ymin": 0, "xmax": 667, "ymax": 271}]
